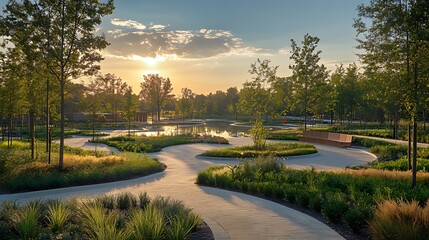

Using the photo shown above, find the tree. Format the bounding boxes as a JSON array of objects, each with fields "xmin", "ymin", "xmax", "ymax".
[
  {"xmin": 124, "ymin": 86, "xmax": 139, "ymax": 136},
  {"xmin": 139, "ymin": 74, "xmax": 174, "ymax": 122},
  {"xmin": 176, "ymin": 88, "xmax": 195, "ymax": 118},
  {"xmin": 226, "ymin": 87, "xmax": 239, "ymax": 120},
  {"xmin": 289, "ymin": 34, "xmax": 329, "ymax": 130},
  {"xmin": 89, "ymin": 73, "xmax": 128, "ymax": 121},
  {"xmin": 238, "ymin": 59, "xmax": 278, "ymax": 119},
  {"xmin": 1, "ymin": 0, "xmax": 114, "ymax": 170},
  {"xmin": 355, "ymin": 0, "xmax": 429, "ymax": 187}
]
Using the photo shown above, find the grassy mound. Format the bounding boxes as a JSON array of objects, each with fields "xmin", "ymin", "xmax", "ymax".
[
  {"xmin": 0, "ymin": 192, "xmax": 202, "ymax": 240},
  {"xmin": 93, "ymin": 134, "xmax": 228, "ymax": 153},
  {"xmin": 0, "ymin": 141, "xmax": 165, "ymax": 192},
  {"xmin": 200, "ymin": 142, "xmax": 317, "ymax": 158}
]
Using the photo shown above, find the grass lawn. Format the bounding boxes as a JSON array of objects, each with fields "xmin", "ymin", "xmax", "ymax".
[
  {"xmin": 0, "ymin": 192, "xmax": 203, "ymax": 240},
  {"xmin": 0, "ymin": 141, "xmax": 165, "ymax": 192},
  {"xmin": 93, "ymin": 134, "xmax": 228, "ymax": 153},
  {"xmin": 196, "ymin": 158, "xmax": 429, "ymax": 238},
  {"xmin": 200, "ymin": 142, "xmax": 317, "ymax": 158}
]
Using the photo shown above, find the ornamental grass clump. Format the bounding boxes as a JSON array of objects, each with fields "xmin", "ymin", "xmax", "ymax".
[
  {"xmin": 126, "ymin": 206, "xmax": 165, "ymax": 240},
  {"xmin": 10, "ymin": 203, "xmax": 41, "ymax": 240},
  {"xmin": 46, "ymin": 201, "xmax": 71, "ymax": 233},
  {"xmin": 370, "ymin": 200, "xmax": 429, "ymax": 240},
  {"xmin": 0, "ymin": 192, "xmax": 203, "ymax": 239}
]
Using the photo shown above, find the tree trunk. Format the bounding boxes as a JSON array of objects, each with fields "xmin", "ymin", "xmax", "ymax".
[
  {"xmin": 412, "ymin": 117, "xmax": 417, "ymax": 187},
  {"xmin": 59, "ymin": 77, "xmax": 65, "ymax": 171},
  {"xmin": 46, "ymin": 77, "xmax": 51, "ymax": 164},
  {"xmin": 408, "ymin": 123, "xmax": 412, "ymax": 170},
  {"xmin": 30, "ymin": 110, "xmax": 35, "ymax": 160},
  {"xmin": 411, "ymin": 59, "xmax": 418, "ymax": 188},
  {"xmin": 304, "ymin": 102, "xmax": 307, "ymax": 131},
  {"xmin": 157, "ymin": 105, "xmax": 161, "ymax": 122}
]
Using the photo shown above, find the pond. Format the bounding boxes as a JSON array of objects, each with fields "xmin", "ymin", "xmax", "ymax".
[{"xmin": 135, "ymin": 120, "xmax": 250, "ymax": 138}]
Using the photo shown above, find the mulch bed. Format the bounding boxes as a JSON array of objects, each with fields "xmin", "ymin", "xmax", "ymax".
[{"xmin": 190, "ymin": 221, "xmax": 214, "ymax": 240}]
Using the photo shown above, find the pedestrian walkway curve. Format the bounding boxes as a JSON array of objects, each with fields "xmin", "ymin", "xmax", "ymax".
[{"xmin": 1, "ymin": 135, "xmax": 376, "ymax": 239}]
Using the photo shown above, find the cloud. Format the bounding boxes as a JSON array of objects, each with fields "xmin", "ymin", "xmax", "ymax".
[
  {"xmin": 150, "ymin": 24, "xmax": 167, "ymax": 31},
  {"xmin": 104, "ymin": 19, "xmax": 271, "ymax": 61},
  {"xmin": 111, "ymin": 18, "xmax": 146, "ymax": 30}
]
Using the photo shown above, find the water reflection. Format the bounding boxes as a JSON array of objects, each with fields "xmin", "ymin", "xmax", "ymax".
[{"xmin": 135, "ymin": 121, "xmax": 249, "ymax": 138}]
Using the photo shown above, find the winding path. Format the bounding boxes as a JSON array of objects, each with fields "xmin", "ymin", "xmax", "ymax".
[{"xmin": 0, "ymin": 134, "xmax": 376, "ymax": 240}]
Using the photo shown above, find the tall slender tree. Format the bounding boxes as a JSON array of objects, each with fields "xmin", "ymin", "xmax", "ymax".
[{"xmin": 289, "ymin": 34, "xmax": 328, "ymax": 130}]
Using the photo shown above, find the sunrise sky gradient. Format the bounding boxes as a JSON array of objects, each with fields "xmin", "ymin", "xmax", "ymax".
[{"xmin": 0, "ymin": 0, "xmax": 370, "ymax": 95}]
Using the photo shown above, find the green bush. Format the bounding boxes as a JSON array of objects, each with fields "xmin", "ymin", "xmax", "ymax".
[
  {"xmin": 322, "ymin": 192, "xmax": 349, "ymax": 222},
  {"xmin": 344, "ymin": 202, "xmax": 374, "ymax": 233},
  {"xmin": 352, "ymin": 137, "xmax": 394, "ymax": 148},
  {"xmin": 371, "ymin": 145, "xmax": 407, "ymax": 161},
  {"xmin": 371, "ymin": 157, "xmax": 429, "ymax": 172},
  {"xmin": 266, "ymin": 129, "xmax": 301, "ymax": 140}
]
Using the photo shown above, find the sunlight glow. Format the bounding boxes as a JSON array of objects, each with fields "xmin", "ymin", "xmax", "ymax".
[{"xmin": 131, "ymin": 55, "xmax": 166, "ymax": 66}]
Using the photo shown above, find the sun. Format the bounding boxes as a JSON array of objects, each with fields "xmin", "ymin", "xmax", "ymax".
[
  {"xmin": 131, "ymin": 55, "xmax": 166, "ymax": 67},
  {"xmin": 143, "ymin": 57, "xmax": 158, "ymax": 67}
]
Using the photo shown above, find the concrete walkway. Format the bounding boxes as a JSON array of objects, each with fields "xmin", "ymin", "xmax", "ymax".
[{"xmin": 1, "ymin": 135, "xmax": 376, "ymax": 239}]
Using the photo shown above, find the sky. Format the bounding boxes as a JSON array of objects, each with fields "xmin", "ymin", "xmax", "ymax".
[{"xmin": 0, "ymin": 0, "xmax": 370, "ymax": 95}]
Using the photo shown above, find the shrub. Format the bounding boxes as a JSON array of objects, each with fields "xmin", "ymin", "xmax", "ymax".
[
  {"xmin": 371, "ymin": 157, "xmax": 429, "ymax": 172},
  {"xmin": 371, "ymin": 145, "xmax": 407, "ymax": 162},
  {"xmin": 352, "ymin": 137, "xmax": 393, "ymax": 148},
  {"xmin": 344, "ymin": 202, "xmax": 374, "ymax": 233},
  {"xmin": 322, "ymin": 192, "xmax": 349, "ymax": 222},
  {"xmin": 370, "ymin": 200, "xmax": 429, "ymax": 240}
]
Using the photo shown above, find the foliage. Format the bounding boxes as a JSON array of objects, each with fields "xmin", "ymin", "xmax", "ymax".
[
  {"xmin": 201, "ymin": 142, "xmax": 317, "ymax": 158},
  {"xmin": 47, "ymin": 201, "xmax": 72, "ymax": 233},
  {"xmin": 352, "ymin": 137, "xmax": 394, "ymax": 148},
  {"xmin": 371, "ymin": 157, "xmax": 429, "ymax": 172},
  {"xmin": 289, "ymin": 34, "xmax": 330, "ymax": 130},
  {"xmin": 139, "ymin": 74, "xmax": 174, "ymax": 121},
  {"xmin": 94, "ymin": 134, "xmax": 228, "ymax": 153},
  {"xmin": 370, "ymin": 200, "xmax": 429, "ymax": 240},
  {"xmin": 238, "ymin": 59, "xmax": 281, "ymax": 118},
  {"xmin": 266, "ymin": 129, "xmax": 302, "ymax": 140},
  {"xmin": 0, "ymin": 192, "xmax": 202, "ymax": 240},
  {"xmin": 0, "ymin": 143, "xmax": 165, "ymax": 192},
  {"xmin": 249, "ymin": 118, "xmax": 268, "ymax": 149},
  {"xmin": 197, "ymin": 159, "xmax": 429, "ymax": 234},
  {"xmin": 371, "ymin": 145, "xmax": 408, "ymax": 162}
]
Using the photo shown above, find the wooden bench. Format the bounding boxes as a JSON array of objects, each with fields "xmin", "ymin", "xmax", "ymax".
[{"xmin": 300, "ymin": 130, "xmax": 352, "ymax": 148}]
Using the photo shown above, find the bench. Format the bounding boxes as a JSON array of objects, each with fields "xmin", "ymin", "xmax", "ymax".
[{"xmin": 300, "ymin": 130, "xmax": 352, "ymax": 148}]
